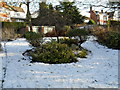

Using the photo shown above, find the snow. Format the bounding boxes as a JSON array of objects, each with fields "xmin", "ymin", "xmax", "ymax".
[{"xmin": 0, "ymin": 36, "xmax": 118, "ymax": 88}]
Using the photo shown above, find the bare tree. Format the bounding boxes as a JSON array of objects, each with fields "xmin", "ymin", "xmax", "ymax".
[
  {"xmin": 26, "ymin": 0, "xmax": 32, "ymax": 31},
  {"xmin": 0, "ymin": 22, "xmax": 2, "ymax": 51}
]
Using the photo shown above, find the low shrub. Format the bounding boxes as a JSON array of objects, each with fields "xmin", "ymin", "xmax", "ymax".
[
  {"xmin": 66, "ymin": 29, "xmax": 88, "ymax": 45},
  {"xmin": 29, "ymin": 42, "xmax": 78, "ymax": 64},
  {"xmin": 99, "ymin": 31, "xmax": 120, "ymax": 49},
  {"xmin": 109, "ymin": 20, "xmax": 120, "ymax": 26},
  {"xmin": 2, "ymin": 28, "xmax": 18, "ymax": 41},
  {"xmin": 45, "ymin": 26, "xmax": 70, "ymax": 37},
  {"xmin": 59, "ymin": 38, "xmax": 79, "ymax": 47},
  {"xmin": 24, "ymin": 31, "xmax": 43, "ymax": 47},
  {"xmin": 90, "ymin": 26, "xmax": 120, "ymax": 49},
  {"xmin": 1, "ymin": 22, "xmax": 26, "ymax": 40},
  {"xmin": 45, "ymin": 30, "xmax": 57, "ymax": 37},
  {"xmin": 75, "ymin": 49, "xmax": 88, "ymax": 58},
  {"xmin": 87, "ymin": 19, "xmax": 96, "ymax": 25}
]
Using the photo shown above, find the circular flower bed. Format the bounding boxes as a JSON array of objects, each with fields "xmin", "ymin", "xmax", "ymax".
[{"xmin": 28, "ymin": 42, "xmax": 78, "ymax": 64}]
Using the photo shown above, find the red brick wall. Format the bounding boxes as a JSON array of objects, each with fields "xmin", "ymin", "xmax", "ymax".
[
  {"xmin": 90, "ymin": 11, "xmax": 97, "ymax": 24},
  {"xmin": 89, "ymin": 7, "xmax": 97, "ymax": 24}
]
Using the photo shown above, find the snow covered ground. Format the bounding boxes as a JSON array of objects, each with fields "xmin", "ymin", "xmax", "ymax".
[{"xmin": 0, "ymin": 36, "xmax": 118, "ymax": 88}]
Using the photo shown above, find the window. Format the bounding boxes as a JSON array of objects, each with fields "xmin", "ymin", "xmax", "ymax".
[{"xmin": 17, "ymin": 13, "xmax": 20, "ymax": 16}]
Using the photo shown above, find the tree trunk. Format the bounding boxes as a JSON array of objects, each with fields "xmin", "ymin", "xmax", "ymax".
[
  {"xmin": 55, "ymin": 26, "xmax": 60, "ymax": 43},
  {"xmin": 57, "ymin": 36, "xmax": 59, "ymax": 43},
  {"xmin": 26, "ymin": 1, "xmax": 32, "ymax": 32},
  {"xmin": 0, "ymin": 22, "xmax": 2, "ymax": 50},
  {"xmin": 56, "ymin": 30, "xmax": 59, "ymax": 43}
]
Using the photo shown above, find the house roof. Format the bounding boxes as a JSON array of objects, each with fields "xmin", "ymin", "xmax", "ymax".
[
  {"xmin": 0, "ymin": 13, "xmax": 8, "ymax": 17},
  {"xmin": 0, "ymin": 2, "xmax": 25, "ymax": 12},
  {"xmin": 9, "ymin": 6, "xmax": 25, "ymax": 12}
]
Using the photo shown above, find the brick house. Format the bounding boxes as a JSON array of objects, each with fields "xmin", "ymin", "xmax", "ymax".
[
  {"xmin": 99, "ymin": 10, "xmax": 108, "ymax": 25},
  {"xmin": 89, "ymin": 6, "xmax": 98, "ymax": 24},
  {"xmin": 89, "ymin": 6, "xmax": 108, "ymax": 25}
]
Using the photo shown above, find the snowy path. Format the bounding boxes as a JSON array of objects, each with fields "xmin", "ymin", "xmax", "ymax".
[{"xmin": 0, "ymin": 37, "xmax": 118, "ymax": 88}]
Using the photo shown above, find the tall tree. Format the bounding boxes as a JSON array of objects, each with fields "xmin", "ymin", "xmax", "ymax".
[
  {"xmin": 32, "ymin": 2, "xmax": 85, "ymax": 42},
  {"xmin": 26, "ymin": 0, "xmax": 32, "ymax": 31},
  {"xmin": 32, "ymin": 2, "xmax": 67, "ymax": 42},
  {"xmin": 55, "ymin": 2, "xmax": 85, "ymax": 25}
]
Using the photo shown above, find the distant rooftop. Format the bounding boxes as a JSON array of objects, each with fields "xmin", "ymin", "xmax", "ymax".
[{"xmin": 109, "ymin": 0, "xmax": 120, "ymax": 2}]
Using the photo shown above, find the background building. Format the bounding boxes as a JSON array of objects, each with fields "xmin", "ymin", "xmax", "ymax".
[{"xmin": 0, "ymin": 1, "xmax": 26, "ymax": 22}]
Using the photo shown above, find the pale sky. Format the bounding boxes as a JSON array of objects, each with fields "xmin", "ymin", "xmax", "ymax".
[{"xmin": 3, "ymin": 0, "xmax": 110, "ymax": 13}]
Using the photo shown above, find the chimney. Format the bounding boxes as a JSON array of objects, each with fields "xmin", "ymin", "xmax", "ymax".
[
  {"xmin": 90, "ymin": 6, "xmax": 92, "ymax": 12},
  {"xmin": 101, "ymin": 10, "xmax": 103, "ymax": 13}
]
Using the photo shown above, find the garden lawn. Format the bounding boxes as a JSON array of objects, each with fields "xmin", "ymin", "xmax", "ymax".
[{"xmin": 0, "ymin": 36, "xmax": 118, "ymax": 88}]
